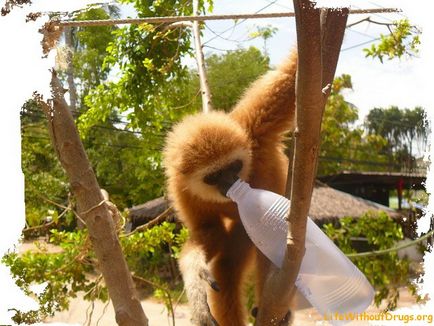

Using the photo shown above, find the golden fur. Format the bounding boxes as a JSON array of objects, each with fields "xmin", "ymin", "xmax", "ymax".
[{"xmin": 163, "ymin": 51, "xmax": 297, "ymax": 326}]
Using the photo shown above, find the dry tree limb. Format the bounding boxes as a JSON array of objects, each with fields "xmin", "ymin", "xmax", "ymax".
[
  {"xmin": 39, "ymin": 18, "xmax": 64, "ymax": 57},
  {"xmin": 34, "ymin": 71, "xmax": 149, "ymax": 326},
  {"xmin": 1, "ymin": 0, "xmax": 31, "ymax": 16}
]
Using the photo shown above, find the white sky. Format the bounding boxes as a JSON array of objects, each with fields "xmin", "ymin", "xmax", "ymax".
[{"xmin": 0, "ymin": 0, "xmax": 433, "ymax": 324}]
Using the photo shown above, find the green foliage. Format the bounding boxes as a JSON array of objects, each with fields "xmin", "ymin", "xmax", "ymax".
[
  {"xmin": 248, "ymin": 25, "xmax": 278, "ymax": 56},
  {"xmin": 82, "ymin": 125, "xmax": 165, "ymax": 208},
  {"xmin": 82, "ymin": 47, "xmax": 269, "ymax": 204},
  {"xmin": 318, "ymin": 74, "xmax": 389, "ymax": 175},
  {"xmin": 364, "ymin": 19, "xmax": 421, "ymax": 62},
  {"xmin": 206, "ymin": 47, "xmax": 270, "ymax": 112},
  {"xmin": 322, "ymin": 212, "xmax": 420, "ymax": 310},
  {"xmin": 73, "ymin": 1, "xmax": 213, "ymax": 205},
  {"xmin": 183, "ymin": 47, "xmax": 270, "ymax": 112},
  {"xmin": 4, "ymin": 223, "xmax": 187, "ymax": 324},
  {"xmin": 365, "ymin": 106, "xmax": 427, "ymax": 171},
  {"xmin": 71, "ymin": 6, "xmax": 120, "ymax": 100},
  {"xmin": 81, "ymin": 0, "xmax": 213, "ymax": 134},
  {"xmin": 21, "ymin": 100, "xmax": 73, "ymax": 230},
  {"xmin": 121, "ymin": 222, "xmax": 188, "ymax": 281},
  {"xmin": 2, "ymin": 230, "xmax": 98, "ymax": 324}
]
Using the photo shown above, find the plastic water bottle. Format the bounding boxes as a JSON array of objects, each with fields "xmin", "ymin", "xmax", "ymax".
[{"xmin": 227, "ymin": 179, "xmax": 375, "ymax": 324}]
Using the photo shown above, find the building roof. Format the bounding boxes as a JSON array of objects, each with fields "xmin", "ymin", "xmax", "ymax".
[
  {"xmin": 129, "ymin": 196, "xmax": 170, "ymax": 220},
  {"xmin": 129, "ymin": 182, "xmax": 399, "ymax": 224},
  {"xmin": 319, "ymin": 171, "xmax": 426, "ymax": 190},
  {"xmin": 309, "ymin": 182, "xmax": 399, "ymax": 223}
]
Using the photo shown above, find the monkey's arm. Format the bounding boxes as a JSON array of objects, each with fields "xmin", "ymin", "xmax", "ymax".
[
  {"xmin": 179, "ymin": 242, "xmax": 219, "ymax": 326},
  {"xmin": 229, "ymin": 51, "xmax": 297, "ymax": 144}
]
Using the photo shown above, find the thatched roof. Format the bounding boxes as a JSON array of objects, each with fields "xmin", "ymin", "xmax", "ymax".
[
  {"xmin": 129, "ymin": 197, "xmax": 169, "ymax": 219},
  {"xmin": 129, "ymin": 183, "xmax": 399, "ymax": 226},
  {"xmin": 309, "ymin": 182, "xmax": 399, "ymax": 224},
  {"xmin": 127, "ymin": 197, "xmax": 174, "ymax": 231}
]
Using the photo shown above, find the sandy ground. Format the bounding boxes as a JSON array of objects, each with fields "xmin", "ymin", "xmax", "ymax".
[
  {"xmin": 19, "ymin": 239, "xmax": 424, "ymax": 326},
  {"xmin": 42, "ymin": 287, "xmax": 422, "ymax": 326}
]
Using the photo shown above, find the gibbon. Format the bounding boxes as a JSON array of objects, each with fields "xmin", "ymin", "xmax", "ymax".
[{"xmin": 163, "ymin": 51, "xmax": 297, "ymax": 326}]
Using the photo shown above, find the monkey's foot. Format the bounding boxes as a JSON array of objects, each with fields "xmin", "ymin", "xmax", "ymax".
[
  {"xmin": 251, "ymin": 307, "xmax": 292, "ymax": 326},
  {"xmin": 191, "ymin": 300, "xmax": 219, "ymax": 326}
]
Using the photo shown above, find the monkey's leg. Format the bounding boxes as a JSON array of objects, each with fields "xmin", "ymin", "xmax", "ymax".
[
  {"xmin": 207, "ymin": 221, "xmax": 254, "ymax": 326},
  {"xmin": 179, "ymin": 241, "xmax": 219, "ymax": 326},
  {"xmin": 253, "ymin": 250, "xmax": 293, "ymax": 325}
]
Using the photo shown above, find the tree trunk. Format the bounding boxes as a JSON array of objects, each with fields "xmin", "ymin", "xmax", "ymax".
[
  {"xmin": 254, "ymin": 2, "xmax": 348, "ymax": 325},
  {"xmin": 37, "ymin": 71, "xmax": 149, "ymax": 326}
]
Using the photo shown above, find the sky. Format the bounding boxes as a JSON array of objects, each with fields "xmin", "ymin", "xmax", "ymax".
[
  {"xmin": 0, "ymin": 0, "xmax": 433, "ymax": 325},
  {"xmin": 193, "ymin": 0, "xmax": 433, "ymax": 121}
]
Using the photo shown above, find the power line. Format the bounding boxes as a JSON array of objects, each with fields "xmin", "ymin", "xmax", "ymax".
[
  {"xmin": 22, "ymin": 109, "xmax": 170, "ymax": 137},
  {"xmin": 203, "ymin": 44, "xmax": 234, "ymax": 52},
  {"xmin": 202, "ymin": 0, "xmax": 280, "ymax": 46},
  {"xmin": 341, "ymin": 37, "xmax": 381, "ymax": 52},
  {"xmin": 204, "ymin": 23, "xmax": 244, "ymax": 44},
  {"xmin": 319, "ymin": 156, "xmax": 401, "ymax": 168},
  {"xmin": 263, "ymin": 0, "xmax": 292, "ymax": 11},
  {"xmin": 22, "ymin": 135, "xmax": 161, "ymax": 151},
  {"xmin": 346, "ymin": 27, "xmax": 377, "ymax": 40}
]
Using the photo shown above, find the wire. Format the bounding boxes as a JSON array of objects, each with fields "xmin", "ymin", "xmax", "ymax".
[
  {"xmin": 341, "ymin": 37, "xmax": 381, "ymax": 52},
  {"xmin": 318, "ymin": 156, "xmax": 401, "ymax": 168},
  {"xmin": 346, "ymin": 27, "xmax": 377, "ymax": 40},
  {"xmin": 203, "ymin": 44, "xmax": 234, "ymax": 52},
  {"xmin": 204, "ymin": 23, "xmax": 244, "ymax": 44},
  {"xmin": 22, "ymin": 135, "xmax": 150, "ymax": 150},
  {"xmin": 202, "ymin": 0, "xmax": 280, "ymax": 46},
  {"xmin": 347, "ymin": 228, "xmax": 434, "ymax": 258}
]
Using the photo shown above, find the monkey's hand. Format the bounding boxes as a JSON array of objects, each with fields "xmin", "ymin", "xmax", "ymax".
[
  {"xmin": 199, "ymin": 266, "xmax": 220, "ymax": 292},
  {"xmin": 188, "ymin": 266, "xmax": 219, "ymax": 326},
  {"xmin": 179, "ymin": 245, "xmax": 220, "ymax": 326}
]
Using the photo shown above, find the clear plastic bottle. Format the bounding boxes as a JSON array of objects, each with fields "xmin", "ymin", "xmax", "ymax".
[{"xmin": 227, "ymin": 179, "xmax": 374, "ymax": 324}]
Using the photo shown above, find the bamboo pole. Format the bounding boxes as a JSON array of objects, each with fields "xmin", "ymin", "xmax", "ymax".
[{"xmin": 56, "ymin": 8, "xmax": 400, "ymax": 27}]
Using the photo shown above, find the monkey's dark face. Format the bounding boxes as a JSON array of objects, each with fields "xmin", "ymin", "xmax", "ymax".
[
  {"xmin": 163, "ymin": 111, "xmax": 252, "ymax": 203},
  {"xmin": 203, "ymin": 160, "xmax": 243, "ymax": 196}
]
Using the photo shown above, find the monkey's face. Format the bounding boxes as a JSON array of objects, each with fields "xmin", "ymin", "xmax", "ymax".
[
  {"xmin": 164, "ymin": 112, "xmax": 252, "ymax": 203},
  {"xmin": 203, "ymin": 159, "xmax": 243, "ymax": 196}
]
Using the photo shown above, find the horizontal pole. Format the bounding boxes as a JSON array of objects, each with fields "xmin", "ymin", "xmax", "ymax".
[{"xmin": 58, "ymin": 8, "xmax": 401, "ymax": 27}]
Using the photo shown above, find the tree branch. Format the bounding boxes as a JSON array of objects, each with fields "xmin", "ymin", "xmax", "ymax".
[
  {"xmin": 36, "ymin": 71, "xmax": 149, "ymax": 326},
  {"xmin": 192, "ymin": 0, "xmax": 213, "ymax": 113},
  {"xmin": 255, "ymin": 2, "xmax": 348, "ymax": 325}
]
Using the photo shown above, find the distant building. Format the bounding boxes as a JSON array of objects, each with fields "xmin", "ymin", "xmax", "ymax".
[
  {"xmin": 319, "ymin": 171, "xmax": 426, "ymax": 209},
  {"xmin": 128, "ymin": 182, "xmax": 400, "ymax": 230}
]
